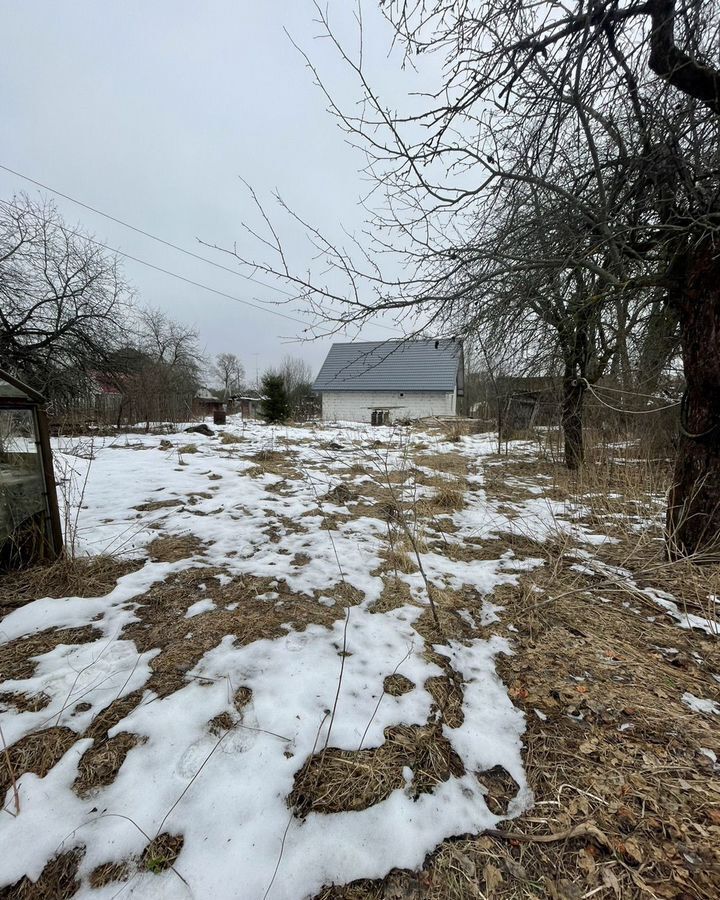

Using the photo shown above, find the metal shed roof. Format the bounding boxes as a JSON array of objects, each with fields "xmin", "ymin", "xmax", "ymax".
[{"xmin": 313, "ymin": 339, "xmax": 462, "ymax": 392}]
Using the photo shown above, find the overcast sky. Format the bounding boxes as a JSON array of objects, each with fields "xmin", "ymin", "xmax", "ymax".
[{"xmin": 1, "ymin": 1, "xmax": 433, "ymax": 383}]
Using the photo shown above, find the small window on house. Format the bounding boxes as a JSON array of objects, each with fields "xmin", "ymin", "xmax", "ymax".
[{"xmin": 371, "ymin": 409, "xmax": 390, "ymax": 426}]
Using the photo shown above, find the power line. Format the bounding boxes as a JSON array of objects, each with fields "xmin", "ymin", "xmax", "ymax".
[
  {"xmin": 0, "ymin": 196, "xmax": 312, "ymax": 328},
  {"xmin": 0, "ymin": 161, "xmax": 297, "ymax": 299},
  {"xmin": 0, "ymin": 162, "xmax": 401, "ymax": 336}
]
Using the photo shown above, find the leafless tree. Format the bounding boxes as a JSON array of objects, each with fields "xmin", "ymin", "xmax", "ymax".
[
  {"xmin": 278, "ymin": 355, "xmax": 317, "ymax": 419},
  {"xmin": 120, "ymin": 308, "xmax": 201, "ymax": 429},
  {"xmin": 219, "ymin": 1, "xmax": 719, "ymax": 557},
  {"xmin": 0, "ymin": 193, "xmax": 130, "ymax": 401},
  {"xmin": 212, "ymin": 352, "xmax": 245, "ymax": 400}
]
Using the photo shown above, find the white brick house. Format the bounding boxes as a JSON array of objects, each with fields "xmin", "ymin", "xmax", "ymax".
[{"xmin": 313, "ymin": 338, "xmax": 464, "ymax": 424}]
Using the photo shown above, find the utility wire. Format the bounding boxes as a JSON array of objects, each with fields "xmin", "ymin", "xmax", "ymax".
[
  {"xmin": 0, "ymin": 196, "xmax": 311, "ymax": 328},
  {"xmin": 0, "ymin": 162, "xmax": 401, "ymax": 335},
  {"xmin": 0, "ymin": 161, "xmax": 297, "ymax": 298},
  {"xmin": 580, "ymin": 379, "xmax": 680, "ymax": 414}
]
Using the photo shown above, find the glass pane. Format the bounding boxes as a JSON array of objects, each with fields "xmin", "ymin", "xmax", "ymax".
[{"xmin": 0, "ymin": 409, "xmax": 46, "ymax": 543}]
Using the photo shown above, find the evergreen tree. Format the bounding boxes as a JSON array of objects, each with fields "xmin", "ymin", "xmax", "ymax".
[{"xmin": 260, "ymin": 373, "xmax": 290, "ymax": 423}]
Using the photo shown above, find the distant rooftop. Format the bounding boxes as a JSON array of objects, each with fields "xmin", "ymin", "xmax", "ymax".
[{"xmin": 313, "ymin": 339, "xmax": 462, "ymax": 392}]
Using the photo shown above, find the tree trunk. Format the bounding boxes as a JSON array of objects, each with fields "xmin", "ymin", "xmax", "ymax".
[
  {"xmin": 666, "ymin": 243, "xmax": 720, "ymax": 560},
  {"xmin": 562, "ymin": 376, "xmax": 585, "ymax": 470}
]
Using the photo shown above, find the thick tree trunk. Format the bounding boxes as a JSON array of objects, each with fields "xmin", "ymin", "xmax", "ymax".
[
  {"xmin": 666, "ymin": 244, "xmax": 720, "ymax": 560},
  {"xmin": 562, "ymin": 376, "xmax": 585, "ymax": 470}
]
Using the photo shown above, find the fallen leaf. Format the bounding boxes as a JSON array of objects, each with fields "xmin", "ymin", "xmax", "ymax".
[{"xmin": 483, "ymin": 862, "xmax": 503, "ymax": 895}]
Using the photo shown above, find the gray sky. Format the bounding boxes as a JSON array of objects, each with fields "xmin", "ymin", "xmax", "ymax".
[{"xmin": 0, "ymin": 1, "xmax": 428, "ymax": 382}]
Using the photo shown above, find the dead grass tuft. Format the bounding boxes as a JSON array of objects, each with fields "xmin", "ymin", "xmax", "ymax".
[
  {"xmin": 73, "ymin": 732, "xmax": 144, "ymax": 796},
  {"xmin": 1, "ymin": 726, "xmax": 77, "ymax": 803},
  {"xmin": 425, "ymin": 674, "xmax": 465, "ymax": 729},
  {"xmin": 220, "ymin": 432, "xmax": 245, "ymax": 444},
  {"xmin": 324, "ymin": 483, "xmax": 360, "ymax": 505},
  {"xmin": 0, "ymin": 691, "xmax": 50, "ymax": 713},
  {"xmin": 147, "ymin": 534, "xmax": 207, "ymax": 562},
  {"xmin": 417, "ymin": 485, "xmax": 466, "ymax": 514},
  {"xmin": 290, "ymin": 724, "xmax": 464, "ymax": 818},
  {"xmin": 88, "ymin": 860, "xmax": 132, "ymax": 889},
  {"xmin": 0, "ymin": 848, "xmax": 84, "ymax": 899},
  {"xmin": 122, "ymin": 568, "xmax": 342, "ymax": 696},
  {"xmin": 234, "ymin": 686, "xmax": 253, "ymax": 711},
  {"xmin": 1, "ymin": 625, "xmax": 102, "ymax": 681},
  {"xmin": 0, "ymin": 555, "xmax": 143, "ymax": 613},
  {"xmin": 133, "ymin": 498, "xmax": 184, "ymax": 512},
  {"xmin": 370, "ymin": 577, "xmax": 416, "ymax": 614},
  {"xmin": 383, "ymin": 674, "xmax": 415, "ymax": 696},
  {"xmin": 416, "ymin": 452, "xmax": 468, "ymax": 476},
  {"xmin": 177, "ymin": 443, "xmax": 198, "ymax": 455},
  {"xmin": 141, "ymin": 832, "xmax": 184, "ymax": 874},
  {"xmin": 209, "ymin": 712, "xmax": 235, "ymax": 735}
]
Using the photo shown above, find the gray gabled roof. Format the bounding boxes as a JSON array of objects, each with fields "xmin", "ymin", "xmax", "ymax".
[{"xmin": 313, "ymin": 339, "xmax": 462, "ymax": 392}]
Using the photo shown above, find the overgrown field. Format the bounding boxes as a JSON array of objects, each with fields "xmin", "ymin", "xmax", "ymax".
[{"xmin": 1, "ymin": 418, "xmax": 718, "ymax": 899}]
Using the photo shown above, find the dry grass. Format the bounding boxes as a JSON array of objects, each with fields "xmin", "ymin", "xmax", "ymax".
[
  {"xmin": 219, "ymin": 432, "xmax": 245, "ymax": 445},
  {"xmin": 0, "ymin": 849, "xmax": 84, "ymax": 899},
  {"xmin": 88, "ymin": 860, "xmax": 132, "ymax": 889},
  {"xmin": 415, "ymin": 452, "xmax": 468, "ymax": 476},
  {"xmin": 383, "ymin": 674, "xmax": 415, "ymax": 696},
  {"xmin": 0, "ymin": 625, "xmax": 102, "ymax": 681},
  {"xmin": 74, "ymin": 732, "xmax": 144, "ymax": 796},
  {"xmin": 133, "ymin": 498, "xmax": 184, "ymax": 512},
  {"xmin": 177, "ymin": 443, "xmax": 198, "ymax": 455},
  {"xmin": 121, "ymin": 567, "xmax": 349, "ymax": 696},
  {"xmin": 0, "ymin": 726, "xmax": 77, "ymax": 804},
  {"xmin": 290, "ymin": 724, "xmax": 464, "ymax": 817},
  {"xmin": 146, "ymin": 534, "xmax": 207, "ymax": 562},
  {"xmin": 141, "ymin": 832, "xmax": 184, "ymax": 874},
  {"xmin": 311, "ymin": 444, "xmax": 720, "ymax": 900},
  {"xmin": 0, "ymin": 556, "xmax": 143, "ymax": 614}
]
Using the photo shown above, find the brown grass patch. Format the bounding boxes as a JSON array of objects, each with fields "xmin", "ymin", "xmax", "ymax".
[
  {"xmin": 121, "ymin": 568, "xmax": 343, "ymax": 696},
  {"xmin": 177, "ymin": 443, "xmax": 198, "ymax": 454},
  {"xmin": 417, "ymin": 486, "xmax": 466, "ymax": 514},
  {"xmin": 133, "ymin": 498, "xmax": 184, "ymax": 512},
  {"xmin": 425, "ymin": 673, "xmax": 465, "ymax": 729},
  {"xmin": 377, "ymin": 549, "xmax": 418, "ymax": 575},
  {"xmin": 88, "ymin": 860, "xmax": 132, "ymax": 889},
  {"xmin": 141, "ymin": 833, "xmax": 184, "ymax": 874},
  {"xmin": 146, "ymin": 534, "xmax": 207, "ymax": 562},
  {"xmin": 383, "ymin": 674, "xmax": 415, "ymax": 696},
  {"xmin": 371, "ymin": 577, "xmax": 416, "ymax": 614},
  {"xmin": 208, "ymin": 711, "xmax": 236, "ymax": 735},
  {"xmin": 0, "ymin": 848, "xmax": 84, "ymax": 899},
  {"xmin": 416, "ymin": 452, "xmax": 468, "ymax": 476},
  {"xmin": 324, "ymin": 518, "xmax": 720, "ymax": 899},
  {"xmin": 1, "ymin": 726, "xmax": 77, "ymax": 803},
  {"xmin": 1, "ymin": 625, "xmax": 102, "ymax": 681},
  {"xmin": 220, "ymin": 432, "xmax": 245, "ymax": 444},
  {"xmin": 234, "ymin": 686, "xmax": 252, "ymax": 710},
  {"xmin": 0, "ymin": 556, "xmax": 143, "ymax": 613},
  {"xmin": 290, "ymin": 724, "xmax": 464, "ymax": 817},
  {"xmin": 324, "ymin": 483, "xmax": 360, "ymax": 505},
  {"xmin": 73, "ymin": 731, "xmax": 143, "ymax": 796},
  {"xmin": 0, "ymin": 691, "xmax": 50, "ymax": 713}
]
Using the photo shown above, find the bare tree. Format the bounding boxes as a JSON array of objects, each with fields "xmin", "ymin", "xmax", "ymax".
[
  {"xmin": 0, "ymin": 193, "xmax": 130, "ymax": 401},
  {"xmin": 212, "ymin": 352, "xmax": 245, "ymax": 400},
  {"xmin": 217, "ymin": 1, "xmax": 719, "ymax": 557},
  {"xmin": 121, "ymin": 308, "xmax": 201, "ymax": 429},
  {"xmin": 278, "ymin": 355, "xmax": 316, "ymax": 420}
]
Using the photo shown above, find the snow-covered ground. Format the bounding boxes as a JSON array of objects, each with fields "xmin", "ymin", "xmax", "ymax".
[{"xmin": 0, "ymin": 417, "xmax": 696, "ymax": 898}]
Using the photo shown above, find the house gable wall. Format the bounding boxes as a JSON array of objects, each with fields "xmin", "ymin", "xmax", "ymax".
[{"xmin": 321, "ymin": 390, "xmax": 455, "ymax": 423}]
